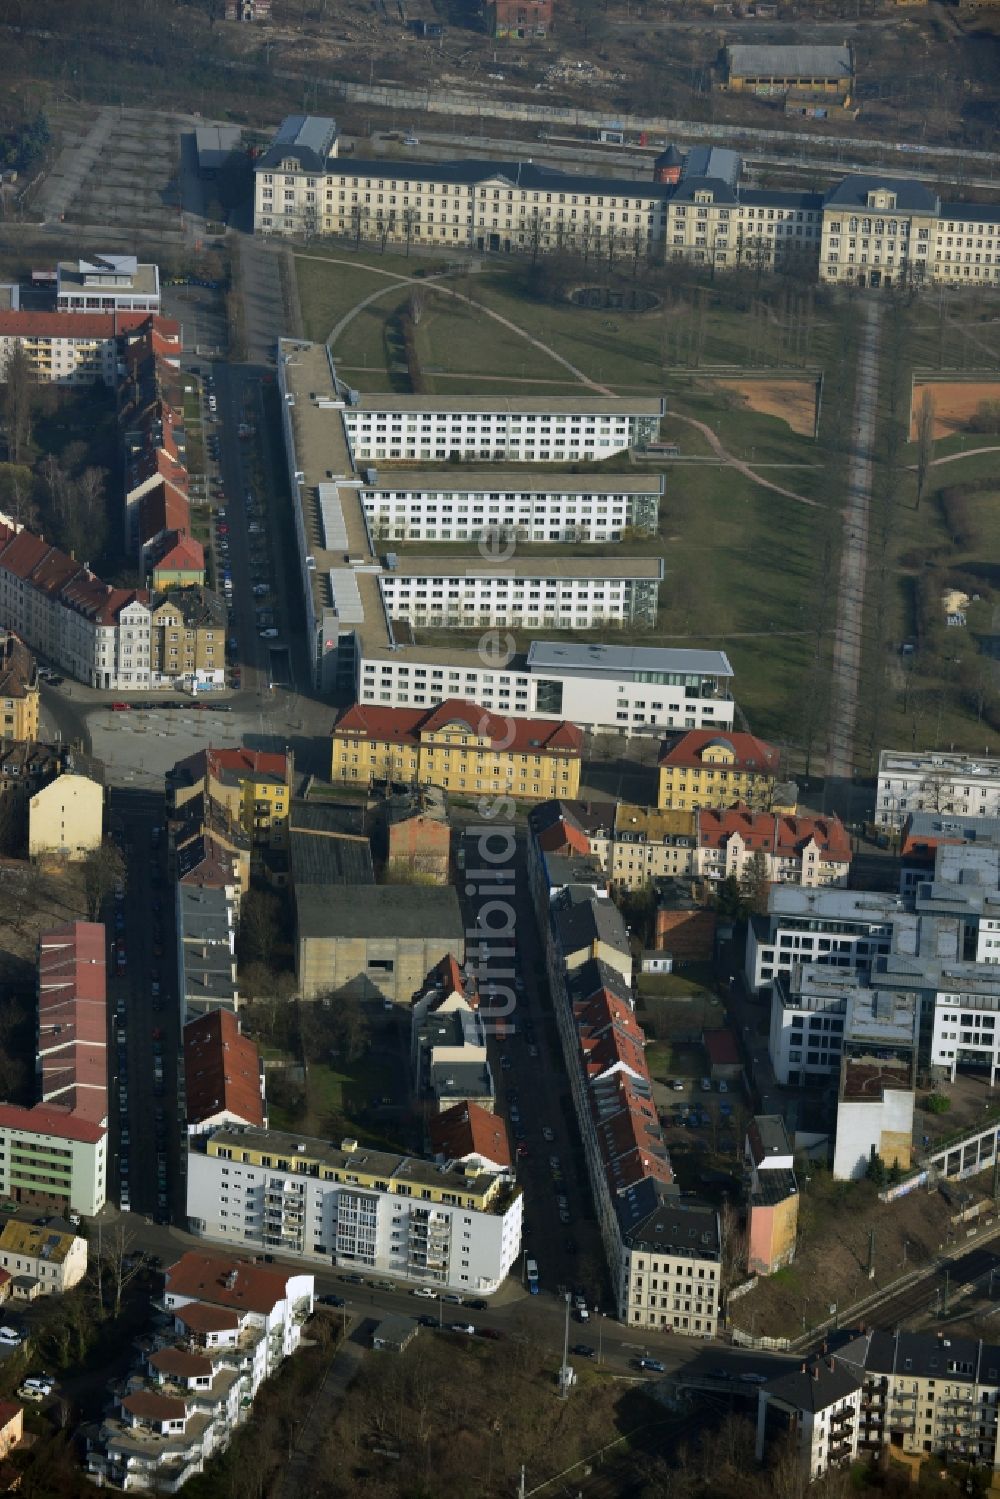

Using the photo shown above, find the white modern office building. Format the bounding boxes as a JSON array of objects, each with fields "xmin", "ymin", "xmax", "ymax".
[
  {"xmin": 876, "ymin": 750, "xmax": 1000, "ymax": 832},
  {"xmin": 342, "ymin": 394, "xmax": 663, "ymax": 463},
  {"xmin": 186, "ymin": 1126, "xmax": 523, "ymax": 1295},
  {"xmin": 360, "ymin": 473, "xmax": 662, "ymax": 543},
  {"xmin": 746, "ymin": 886, "xmax": 898, "ymax": 993},
  {"xmin": 377, "ymin": 558, "xmax": 663, "ymax": 631},
  {"xmin": 56, "ymin": 255, "xmax": 161, "ymax": 315}
]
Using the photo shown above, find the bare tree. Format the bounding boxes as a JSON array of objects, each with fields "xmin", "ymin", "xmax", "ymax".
[
  {"xmin": 915, "ymin": 389, "xmax": 936, "ymax": 510},
  {"xmin": 1, "ymin": 344, "xmax": 34, "ymax": 464},
  {"xmin": 409, "ymin": 288, "xmax": 424, "ymax": 326},
  {"xmin": 96, "ymin": 1224, "xmax": 147, "ymax": 1318},
  {"xmin": 82, "ymin": 840, "xmax": 125, "ymax": 919}
]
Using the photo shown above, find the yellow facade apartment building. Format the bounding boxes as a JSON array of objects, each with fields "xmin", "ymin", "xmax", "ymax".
[
  {"xmin": 330, "ymin": 699, "xmax": 584, "ymax": 801},
  {"xmin": 658, "ymin": 729, "xmax": 781, "ymax": 812},
  {"xmin": 168, "ymin": 748, "xmax": 293, "ymax": 849}
]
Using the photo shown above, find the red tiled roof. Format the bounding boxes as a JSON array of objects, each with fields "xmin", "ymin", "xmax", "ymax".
[
  {"xmin": 123, "ymin": 1391, "xmax": 187, "ymax": 1423},
  {"xmin": 703, "ymin": 1028, "xmax": 740, "ymax": 1066},
  {"xmin": 413, "ymin": 953, "xmax": 475, "ymax": 1012},
  {"xmin": 165, "ymin": 1252, "xmax": 294, "ymax": 1316},
  {"xmin": 429, "ymin": 1101, "xmax": 511, "ymax": 1169},
  {"xmin": 183, "ymin": 1010, "xmax": 264, "ymax": 1129},
  {"xmin": 0, "ymin": 1102, "xmax": 104, "ymax": 1144},
  {"xmin": 333, "ymin": 699, "xmax": 583, "ymax": 756},
  {"xmin": 574, "ymin": 990, "xmax": 648, "ymax": 1083},
  {"xmin": 697, "ymin": 807, "xmax": 851, "ymax": 863},
  {"xmin": 207, "ymin": 748, "xmax": 289, "ymax": 784},
  {"xmin": 138, "ymin": 480, "xmax": 190, "ymax": 547},
  {"xmin": 127, "ymin": 446, "xmax": 189, "ymax": 497},
  {"xmin": 0, "ymin": 311, "xmax": 157, "ymax": 339},
  {"xmin": 153, "ymin": 535, "xmax": 204, "ymax": 575},
  {"xmin": 37, "ymin": 922, "xmax": 107, "ymax": 1125},
  {"xmin": 659, "ymin": 729, "xmax": 779, "ymax": 773}
]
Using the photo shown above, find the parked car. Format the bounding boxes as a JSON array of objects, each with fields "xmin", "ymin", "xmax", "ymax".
[
  {"xmin": 416, "ymin": 1315, "xmax": 437, "ymax": 1328},
  {"xmin": 259, "ymin": 629, "xmax": 279, "ymax": 640},
  {"xmin": 0, "ymin": 1327, "xmax": 24, "ymax": 1345},
  {"xmin": 636, "ymin": 1358, "xmax": 665, "ymax": 1373},
  {"xmin": 411, "ymin": 1287, "xmax": 436, "ymax": 1299},
  {"xmin": 318, "ymin": 1294, "xmax": 346, "ymax": 1308},
  {"xmin": 700, "ymin": 1078, "xmax": 712, "ymax": 1093},
  {"xmin": 449, "ymin": 1323, "xmax": 476, "ymax": 1336},
  {"xmin": 571, "ymin": 1344, "xmax": 596, "ymax": 1359}
]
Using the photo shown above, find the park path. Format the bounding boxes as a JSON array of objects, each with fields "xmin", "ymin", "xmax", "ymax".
[
  {"xmin": 305, "ymin": 252, "xmax": 830, "ymax": 511},
  {"xmin": 915, "ymin": 444, "xmax": 1000, "ymax": 470},
  {"xmin": 269, "ymin": 1326, "xmax": 365, "ymax": 1499},
  {"xmin": 826, "ymin": 298, "xmax": 882, "ymax": 780},
  {"xmin": 664, "ymin": 411, "xmax": 820, "ymax": 509},
  {"xmin": 296, "ymin": 251, "xmax": 613, "ymax": 393}
]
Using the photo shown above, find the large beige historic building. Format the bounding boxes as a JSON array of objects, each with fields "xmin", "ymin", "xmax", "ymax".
[{"xmin": 255, "ymin": 119, "xmax": 1000, "ymax": 289}]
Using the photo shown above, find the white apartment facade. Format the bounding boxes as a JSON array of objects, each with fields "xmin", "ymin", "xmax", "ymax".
[
  {"xmin": 186, "ymin": 1127, "xmax": 523, "ymax": 1295},
  {"xmin": 768, "ymin": 966, "xmax": 849, "ymax": 1086},
  {"xmin": 746, "ymin": 888, "xmax": 898, "ymax": 992},
  {"xmin": 377, "ymin": 561, "xmax": 663, "ymax": 631},
  {"xmin": 359, "ymin": 641, "xmax": 735, "ymax": 736},
  {"xmin": 362, "ymin": 474, "xmax": 661, "ymax": 543},
  {"xmin": 56, "ymin": 255, "xmax": 161, "ymax": 314},
  {"xmin": 820, "ymin": 179, "xmax": 1000, "ymax": 290},
  {"xmin": 0, "ymin": 313, "xmax": 125, "ymax": 386},
  {"xmin": 342, "ymin": 398, "xmax": 663, "ymax": 463},
  {"xmin": 877, "ymin": 750, "xmax": 1000, "ymax": 832}
]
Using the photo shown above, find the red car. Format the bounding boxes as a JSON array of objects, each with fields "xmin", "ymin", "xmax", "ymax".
[
  {"xmin": 516, "ymin": 1143, "xmax": 529, "ymax": 1159},
  {"xmin": 111, "ymin": 702, "xmax": 132, "ymax": 712},
  {"xmin": 217, "ymin": 524, "xmax": 229, "ymax": 535}
]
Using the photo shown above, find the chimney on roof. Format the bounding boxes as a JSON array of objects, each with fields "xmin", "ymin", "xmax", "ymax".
[{"xmin": 811, "ymin": 1365, "xmax": 819, "ymax": 1380}]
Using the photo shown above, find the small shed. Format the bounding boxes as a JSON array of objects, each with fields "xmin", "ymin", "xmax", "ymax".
[
  {"xmin": 703, "ymin": 1028, "xmax": 742, "ymax": 1081},
  {"xmin": 372, "ymin": 1315, "xmax": 418, "ymax": 1353},
  {"xmin": 640, "ymin": 950, "xmax": 673, "ymax": 975}
]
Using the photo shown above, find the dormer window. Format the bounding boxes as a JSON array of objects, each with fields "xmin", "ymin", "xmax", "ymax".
[
  {"xmin": 866, "ymin": 190, "xmax": 897, "ymax": 211},
  {"xmin": 695, "ymin": 190, "xmax": 714, "ymax": 205}
]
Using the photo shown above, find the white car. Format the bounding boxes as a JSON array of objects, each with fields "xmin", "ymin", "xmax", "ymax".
[
  {"xmin": 259, "ymin": 629, "xmax": 279, "ymax": 640},
  {"xmin": 411, "ymin": 1287, "xmax": 437, "ymax": 1299},
  {"xmin": 542, "ymin": 1127, "xmax": 555, "ymax": 1142},
  {"xmin": 0, "ymin": 1327, "xmax": 23, "ymax": 1345}
]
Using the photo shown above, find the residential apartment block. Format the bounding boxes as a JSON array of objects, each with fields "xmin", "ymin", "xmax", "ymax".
[
  {"xmin": 177, "ymin": 883, "xmax": 239, "ymax": 1023},
  {"xmin": 0, "ymin": 632, "xmax": 39, "ymax": 741},
  {"xmin": 0, "ymin": 310, "xmax": 177, "ymax": 386},
  {"xmin": 256, "ymin": 120, "xmax": 1000, "ymax": 290},
  {"xmin": 186, "ymin": 1126, "xmax": 523, "ymax": 1294},
  {"xmin": 56, "ymin": 254, "xmax": 160, "ymax": 315},
  {"xmin": 149, "ymin": 589, "xmax": 226, "ymax": 690},
  {"xmin": 744, "ymin": 1116, "xmax": 798, "ymax": 1275},
  {"xmin": 183, "ymin": 1010, "xmax": 266, "ymax": 1137},
  {"xmin": 657, "ymin": 729, "xmax": 781, "ymax": 811},
  {"xmin": 746, "ymin": 885, "xmax": 898, "ymax": 992},
  {"xmin": 528, "ymin": 812, "xmax": 721, "ymax": 1333},
  {"xmin": 330, "ymin": 699, "xmax": 583, "ymax": 800},
  {"xmin": 28, "ymin": 771, "xmax": 103, "ymax": 861},
  {"xmin": 0, "ymin": 1218, "xmax": 86, "ymax": 1296},
  {"xmin": 361, "ymin": 472, "xmax": 662, "ymax": 543},
  {"xmin": 761, "ymin": 1328, "xmax": 1000, "ymax": 1484},
  {"xmin": 530, "ymin": 797, "xmax": 695, "ymax": 892},
  {"xmin": 0, "ymin": 921, "xmax": 109, "ymax": 1219},
  {"xmin": 168, "ymin": 748, "xmax": 292, "ymax": 851},
  {"xmin": 876, "ymin": 749, "xmax": 1000, "ymax": 832},
  {"xmin": 695, "ymin": 807, "xmax": 851, "ymax": 888},
  {"xmin": 277, "ymin": 336, "xmax": 737, "ymax": 738},
  {"xmin": 86, "ymin": 1252, "xmax": 313, "ymax": 1493}
]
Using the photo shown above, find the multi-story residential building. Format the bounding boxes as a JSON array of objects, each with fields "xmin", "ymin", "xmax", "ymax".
[
  {"xmin": 746, "ymin": 885, "xmax": 898, "ymax": 992},
  {"xmin": 148, "ymin": 588, "xmax": 226, "ymax": 690},
  {"xmin": 756, "ymin": 1354, "xmax": 862, "ymax": 1482},
  {"xmin": 168, "ymin": 749, "xmax": 292, "ymax": 850},
  {"xmin": 377, "ymin": 555, "xmax": 663, "ymax": 631},
  {"xmin": 820, "ymin": 177, "xmax": 1000, "ymax": 290},
  {"xmin": 28, "ymin": 771, "xmax": 103, "ymax": 861},
  {"xmin": 832, "ymin": 988, "xmax": 917, "ymax": 1180},
  {"xmin": 56, "ymin": 254, "xmax": 161, "ymax": 315},
  {"xmin": 86, "ymin": 1252, "xmax": 313, "ymax": 1493},
  {"xmin": 0, "ymin": 921, "xmax": 109, "ymax": 1219},
  {"xmin": 694, "ymin": 807, "xmax": 851, "ymax": 888},
  {"xmin": 429, "ymin": 1100, "xmax": 511, "ymax": 1174},
  {"xmin": 183, "ymin": 1010, "xmax": 266, "ymax": 1137},
  {"xmin": 900, "ymin": 811, "xmax": 1000, "ymax": 895},
  {"xmin": 177, "ymin": 883, "xmax": 239, "ymax": 1022},
  {"xmin": 657, "ymin": 729, "xmax": 780, "ymax": 811},
  {"xmin": 277, "ymin": 337, "xmax": 738, "ymax": 734},
  {"xmin": 330, "ymin": 699, "xmax": 583, "ymax": 800},
  {"xmin": 0, "ymin": 311, "xmax": 178, "ymax": 386},
  {"xmin": 0, "ymin": 632, "xmax": 39, "ymax": 741},
  {"xmin": 150, "ymin": 536, "xmax": 206, "ymax": 592},
  {"xmin": 295, "ymin": 883, "xmax": 465, "ymax": 1004},
  {"xmin": 529, "ymin": 798, "xmax": 696, "ymax": 892},
  {"xmin": 186, "ymin": 1126, "xmax": 523, "ymax": 1294},
  {"xmin": 876, "ymin": 750, "xmax": 1000, "ymax": 833},
  {"xmin": 0, "ymin": 1218, "xmax": 86, "ymax": 1296},
  {"xmin": 838, "ymin": 1329, "xmax": 1000, "ymax": 1470},
  {"xmin": 619, "ymin": 1188, "xmax": 722, "ymax": 1338},
  {"xmin": 0, "ymin": 520, "xmax": 153, "ymax": 691},
  {"xmin": 361, "ymin": 472, "xmax": 662, "ymax": 543}
]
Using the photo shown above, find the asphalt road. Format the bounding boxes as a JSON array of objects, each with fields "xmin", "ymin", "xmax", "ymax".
[{"xmin": 107, "ymin": 786, "xmax": 182, "ymax": 1224}]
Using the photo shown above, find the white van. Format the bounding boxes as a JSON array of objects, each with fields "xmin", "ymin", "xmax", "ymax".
[{"xmin": 525, "ymin": 1257, "xmax": 539, "ymax": 1294}]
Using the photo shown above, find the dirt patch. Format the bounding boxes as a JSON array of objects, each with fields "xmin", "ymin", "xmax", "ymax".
[
  {"xmin": 708, "ymin": 378, "xmax": 818, "ymax": 437},
  {"xmin": 910, "ymin": 379, "xmax": 1000, "ymax": 441},
  {"xmin": 729, "ymin": 1169, "xmax": 985, "ymax": 1341}
]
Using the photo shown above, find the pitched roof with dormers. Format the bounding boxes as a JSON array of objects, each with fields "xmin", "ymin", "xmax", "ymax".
[
  {"xmin": 659, "ymin": 729, "xmax": 780, "ymax": 774},
  {"xmin": 429, "ymin": 1100, "xmax": 511, "ymax": 1169},
  {"xmin": 333, "ymin": 700, "xmax": 583, "ymax": 757}
]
